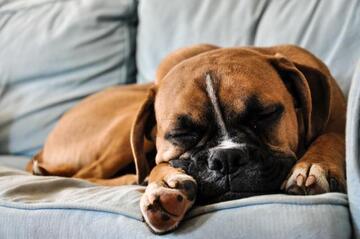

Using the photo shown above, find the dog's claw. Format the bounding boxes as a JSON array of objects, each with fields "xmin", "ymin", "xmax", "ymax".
[
  {"xmin": 305, "ymin": 175, "xmax": 316, "ymax": 187},
  {"xmin": 296, "ymin": 174, "xmax": 304, "ymax": 187}
]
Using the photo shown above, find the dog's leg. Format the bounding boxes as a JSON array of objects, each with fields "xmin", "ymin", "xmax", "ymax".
[
  {"xmin": 72, "ymin": 146, "xmax": 134, "ymax": 180},
  {"xmin": 140, "ymin": 163, "xmax": 197, "ymax": 234},
  {"xmin": 71, "ymin": 155, "xmax": 136, "ymax": 186},
  {"xmin": 283, "ymin": 133, "xmax": 346, "ymax": 195},
  {"xmin": 86, "ymin": 174, "xmax": 137, "ymax": 186}
]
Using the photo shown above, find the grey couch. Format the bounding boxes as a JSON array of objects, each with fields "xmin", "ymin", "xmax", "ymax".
[{"xmin": 0, "ymin": 0, "xmax": 359, "ymax": 238}]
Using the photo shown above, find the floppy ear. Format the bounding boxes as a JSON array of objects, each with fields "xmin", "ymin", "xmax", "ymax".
[
  {"xmin": 131, "ymin": 44, "xmax": 218, "ymax": 184},
  {"xmin": 155, "ymin": 44, "xmax": 218, "ymax": 84},
  {"xmin": 131, "ymin": 87, "xmax": 156, "ymax": 184},
  {"xmin": 267, "ymin": 53, "xmax": 331, "ymax": 147}
]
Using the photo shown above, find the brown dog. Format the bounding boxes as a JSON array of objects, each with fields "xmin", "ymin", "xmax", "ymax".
[{"xmin": 27, "ymin": 44, "xmax": 346, "ymax": 234}]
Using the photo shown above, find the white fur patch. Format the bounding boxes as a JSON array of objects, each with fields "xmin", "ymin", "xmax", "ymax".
[
  {"xmin": 205, "ymin": 74, "xmax": 248, "ymax": 151},
  {"xmin": 205, "ymin": 74, "xmax": 229, "ymax": 139},
  {"xmin": 32, "ymin": 160, "xmax": 43, "ymax": 175},
  {"xmin": 308, "ymin": 164, "xmax": 330, "ymax": 191},
  {"xmin": 164, "ymin": 174, "xmax": 197, "ymax": 188},
  {"xmin": 216, "ymin": 139, "xmax": 247, "ymax": 150},
  {"xmin": 285, "ymin": 163, "xmax": 330, "ymax": 193},
  {"xmin": 285, "ymin": 166, "xmax": 308, "ymax": 189}
]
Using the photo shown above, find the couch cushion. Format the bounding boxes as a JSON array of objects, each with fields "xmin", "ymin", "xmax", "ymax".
[
  {"xmin": 0, "ymin": 166, "xmax": 351, "ymax": 238},
  {"xmin": 346, "ymin": 62, "xmax": 360, "ymax": 238},
  {"xmin": 0, "ymin": 155, "xmax": 30, "ymax": 170},
  {"xmin": 0, "ymin": 0, "xmax": 138, "ymax": 156},
  {"xmin": 136, "ymin": 0, "xmax": 360, "ymax": 95}
]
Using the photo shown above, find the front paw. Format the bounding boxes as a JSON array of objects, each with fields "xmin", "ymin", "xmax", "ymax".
[
  {"xmin": 282, "ymin": 162, "xmax": 346, "ymax": 195},
  {"xmin": 140, "ymin": 174, "xmax": 197, "ymax": 234}
]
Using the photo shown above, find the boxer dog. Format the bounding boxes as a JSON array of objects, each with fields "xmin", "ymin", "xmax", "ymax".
[{"xmin": 27, "ymin": 44, "xmax": 346, "ymax": 234}]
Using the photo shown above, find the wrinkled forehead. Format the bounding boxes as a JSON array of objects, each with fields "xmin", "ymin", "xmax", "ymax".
[{"xmin": 155, "ymin": 49, "xmax": 287, "ymax": 127}]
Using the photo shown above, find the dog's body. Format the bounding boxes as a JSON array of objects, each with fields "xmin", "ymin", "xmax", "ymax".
[
  {"xmin": 29, "ymin": 83, "xmax": 155, "ymax": 185},
  {"xmin": 27, "ymin": 44, "xmax": 346, "ymax": 234}
]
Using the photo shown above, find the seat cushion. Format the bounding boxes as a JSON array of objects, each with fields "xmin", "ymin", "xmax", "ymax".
[
  {"xmin": 0, "ymin": 155, "xmax": 30, "ymax": 170},
  {"xmin": 0, "ymin": 166, "xmax": 351, "ymax": 238},
  {"xmin": 0, "ymin": 0, "xmax": 138, "ymax": 156},
  {"xmin": 136, "ymin": 0, "xmax": 360, "ymax": 96}
]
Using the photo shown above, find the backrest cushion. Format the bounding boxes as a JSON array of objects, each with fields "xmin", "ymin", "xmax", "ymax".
[
  {"xmin": 0, "ymin": 0, "xmax": 138, "ymax": 155},
  {"xmin": 137, "ymin": 0, "xmax": 360, "ymax": 95}
]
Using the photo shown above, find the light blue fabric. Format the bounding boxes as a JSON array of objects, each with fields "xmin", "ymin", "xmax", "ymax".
[
  {"xmin": 0, "ymin": 155, "xmax": 29, "ymax": 170},
  {"xmin": 0, "ymin": 166, "xmax": 351, "ymax": 239},
  {"xmin": 346, "ymin": 62, "xmax": 360, "ymax": 238},
  {"xmin": 0, "ymin": 0, "xmax": 138, "ymax": 156},
  {"xmin": 136, "ymin": 0, "xmax": 360, "ymax": 95}
]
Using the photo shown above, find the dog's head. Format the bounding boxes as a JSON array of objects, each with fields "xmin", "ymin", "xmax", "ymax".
[{"xmin": 131, "ymin": 44, "xmax": 331, "ymax": 204}]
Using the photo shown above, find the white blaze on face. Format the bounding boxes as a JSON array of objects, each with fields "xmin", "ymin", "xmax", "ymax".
[
  {"xmin": 217, "ymin": 139, "xmax": 247, "ymax": 150},
  {"xmin": 205, "ymin": 73, "xmax": 246, "ymax": 150},
  {"xmin": 205, "ymin": 74, "xmax": 229, "ymax": 139}
]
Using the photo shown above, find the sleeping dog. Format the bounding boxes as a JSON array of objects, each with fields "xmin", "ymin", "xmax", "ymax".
[{"xmin": 27, "ymin": 44, "xmax": 346, "ymax": 234}]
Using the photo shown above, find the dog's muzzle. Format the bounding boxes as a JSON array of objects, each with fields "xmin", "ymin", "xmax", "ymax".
[{"xmin": 170, "ymin": 144, "xmax": 296, "ymax": 204}]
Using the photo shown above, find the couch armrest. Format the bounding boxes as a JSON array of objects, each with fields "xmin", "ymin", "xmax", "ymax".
[{"xmin": 346, "ymin": 61, "xmax": 360, "ymax": 239}]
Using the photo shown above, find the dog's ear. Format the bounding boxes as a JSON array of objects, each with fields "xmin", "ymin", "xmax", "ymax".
[
  {"xmin": 155, "ymin": 44, "xmax": 218, "ymax": 84},
  {"xmin": 267, "ymin": 53, "xmax": 331, "ymax": 147},
  {"xmin": 131, "ymin": 87, "xmax": 157, "ymax": 184},
  {"xmin": 131, "ymin": 45, "xmax": 218, "ymax": 184}
]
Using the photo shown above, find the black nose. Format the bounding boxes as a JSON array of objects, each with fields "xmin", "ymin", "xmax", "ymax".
[{"xmin": 208, "ymin": 149, "xmax": 248, "ymax": 174}]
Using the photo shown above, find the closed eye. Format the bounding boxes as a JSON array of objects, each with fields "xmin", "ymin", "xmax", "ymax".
[
  {"xmin": 165, "ymin": 130, "xmax": 201, "ymax": 147},
  {"xmin": 165, "ymin": 114, "xmax": 205, "ymax": 147},
  {"xmin": 258, "ymin": 105, "xmax": 283, "ymax": 119},
  {"xmin": 256, "ymin": 104, "xmax": 284, "ymax": 123}
]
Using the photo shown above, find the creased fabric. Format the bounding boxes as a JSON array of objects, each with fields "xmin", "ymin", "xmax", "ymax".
[{"xmin": 0, "ymin": 166, "xmax": 351, "ymax": 239}]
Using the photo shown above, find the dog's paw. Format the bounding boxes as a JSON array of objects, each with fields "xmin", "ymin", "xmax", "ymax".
[
  {"xmin": 140, "ymin": 174, "xmax": 197, "ymax": 234},
  {"xmin": 282, "ymin": 162, "xmax": 345, "ymax": 195}
]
